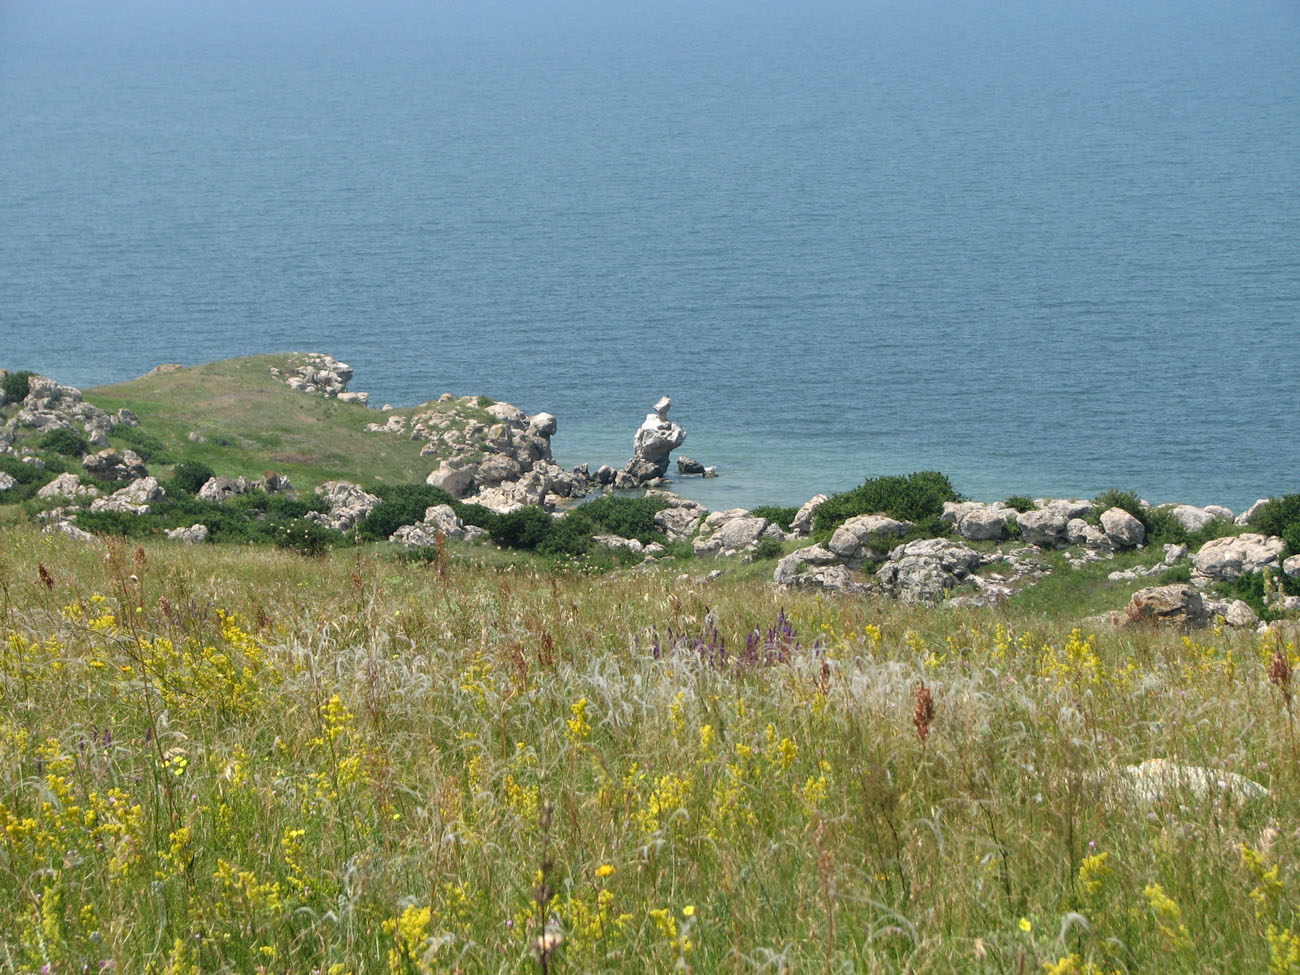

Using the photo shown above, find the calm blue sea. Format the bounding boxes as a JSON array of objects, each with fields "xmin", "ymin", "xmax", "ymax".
[{"xmin": 3, "ymin": 0, "xmax": 1298, "ymax": 511}]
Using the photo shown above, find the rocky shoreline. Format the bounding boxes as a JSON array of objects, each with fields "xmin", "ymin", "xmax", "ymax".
[{"xmin": 3, "ymin": 355, "xmax": 1298, "ymax": 633}]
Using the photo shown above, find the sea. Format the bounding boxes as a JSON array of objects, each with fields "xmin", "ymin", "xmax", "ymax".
[{"xmin": 2, "ymin": 0, "xmax": 1298, "ymax": 512}]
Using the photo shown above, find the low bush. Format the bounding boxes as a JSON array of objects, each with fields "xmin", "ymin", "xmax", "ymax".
[
  {"xmin": 1, "ymin": 370, "xmax": 35, "ymax": 404},
  {"xmin": 489, "ymin": 506, "xmax": 554, "ymax": 550},
  {"xmin": 1003, "ymin": 494, "xmax": 1035, "ymax": 512},
  {"xmin": 577, "ymin": 494, "xmax": 672, "ymax": 544},
  {"xmin": 812, "ymin": 471, "xmax": 962, "ymax": 535},
  {"xmin": 168, "ymin": 461, "xmax": 216, "ymax": 496},
  {"xmin": 753, "ymin": 537, "xmax": 785, "ymax": 560},
  {"xmin": 1248, "ymin": 494, "xmax": 1300, "ymax": 556},
  {"xmin": 115, "ymin": 426, "xmax": 173, "ymax": 464},
  {"xmin": 39, "ymin": 428, "xmax": 89, "ymax": 458},
  {"xmin": 751, "ymin": 505, "xmax": 798, "ymax": 531}
]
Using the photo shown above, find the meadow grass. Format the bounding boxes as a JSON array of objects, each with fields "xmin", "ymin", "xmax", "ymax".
[{"xmin": 1, "ymin": 524, "xmax": 1298, "ymax": 974}]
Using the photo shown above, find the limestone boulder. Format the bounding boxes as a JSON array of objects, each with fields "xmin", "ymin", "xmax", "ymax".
[
  {"xmin": 1100, "ymin": 507, "xmax": 1145, "ymax": 549},
  {"xmin": 1066, "ymin": 518, "xmax": 1113, "ymax": 553},
  {"xmin": 1236, "ymin": 499, "xmax": 1270, "ymax": 527},
  {"xmin": 789, "ymin": 494, "xmax": 828, "ymax": 537},
  {"xmin": 1191, "ymin": 533, "xmax": 1284, "ymax": 584},
  {"xmin": 676, "ymin": 456, "xmax": 705, "ymax": 475},
  {"xmin": 773, "ymin": 544, "xmax": 840, "ymax": 586},
  {"xmin": 876, "ymin": 538, "xmax": 985, "ymax": 605},
  {"xmin": 166, "ymin": 524, "xmax": 209, "ymax": 544},
  {"xmin": 654, "ymin": 502, "xmax": 706, "ymax": 541},
  {"xmin": 1016, "ymin": 507, "xmax": 1069, "ymax": 548},
  {"xmin": 0, "ymin": 472, "xmax": 15, "ymax": 492},
  {"xmin": 82, "ymin": 449, "xmax": 147, "ymax": 483},
  {"xmin": 528, "ymin": 412, "xmax": 558, "ymax": 437},
  {"xmin": 198, "ymin": 476, "xmax": 252, "ymax": 504},
  {"xmin": 827, "ymin": 514, "xmax": 913, "ymax": 566},
  {"xmin": 37, "ymin": 473, "xmax": 100, "ymax": 501},
  {"xmin": 957, "ymin": 505, "xmax": 1015, "ymax": 542},
  {"xmin": 426, "ymin": 462, "xmax": 474, "ymax": 499},
  {"xmin": 1125, "ymin": 585, "xmax": 1208, "ymax": 628},
  {"xmin": 622, "ymin": 396, "xmax": 686, "ymax": 485},
  {"xmin": 1284, "ymin": 555, "xmax": 1300, "ymax": 579},
  {"xmin": 475, "ymin": 453, "xmax": 522, "ymax": 488},
  {"xmin": 310, "ymin": 481, "xmax": 381, "ymax": 532}
]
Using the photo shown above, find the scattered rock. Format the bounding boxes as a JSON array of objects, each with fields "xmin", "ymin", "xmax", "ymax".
[
  {"xmin": 1125, "ymin": 585, "xmax": 1208, "ymax": 628},
  {"xmin": 276, "ymin": 353, "xmax": 364, "ymax": 400},
  {"xmin": 1017, "ymin": 507, "xmax": 1070, "ymax": 548},
  {"xmin": 310, "ymin": 481, "xmax": 381, "ymax": 532},
  {"xmin": 81, "ymin": 449, "xmax": 147, "ymax": 483},
  {"xmin": 876, "ymin": 538, "xmax": 985, "ymax": 605},
  {"xmin": 1191, "ymin": 533, "xmax": 1285, "ymax": 584},
  {"xmin": 826, "ymin": 515, "xmax": 913, "ymax": 567},
  {"xmin": 166, "ymin": 524, "xmax": 209, "ymax": 544},
  {"xmin": 1107, "ymin": 759, "xmax": 1268, "ymax": 809},
  {"xmin": 789, "ymin": 494, "xmax": 828, "ymax": 537},
  {"xmin": 198, "ymin": 476, "xmax": 253, "ymax": 504},
  {"xmin": 676, "ymin": 456, "xmax": 706, "ymax": 475},
  {"xmin": 89, "ymin": 476, "xmax": 167, "ymax": 516},
  {"xmin": 37, "ymin": 473, "xmax": 100, "ymax": 501},
  {"xmin": 426, "ymin": 462, "xmax": 475, "ymax": 499},
  {"xmin": 0, "ymin": 472, "xmax": 15, "ymax": 492},
  {"xmin": 43, "ymin": 521, "xmax": 95, "ymax": 543},
  {"xmin": 1100, "ymin": 507, "xmax": 1145, "ymax": 549}
]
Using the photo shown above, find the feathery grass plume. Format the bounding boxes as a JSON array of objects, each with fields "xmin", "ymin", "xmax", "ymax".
[
  {"xmin": 37, "ymin": 562, "xmax": 54, "ymax": 591},
  {"xmin": 912, "ymin": 679, "xmax": 934, "ymax": 747},
  {"xmin": 1269, "ymin": 647, "xmax": 1293, "ymax": 712}
]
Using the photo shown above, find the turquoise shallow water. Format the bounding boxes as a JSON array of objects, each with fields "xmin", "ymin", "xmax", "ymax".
[{"xmin": 3, "ymin": 0, "xmax": 1299, "ymax": 511}]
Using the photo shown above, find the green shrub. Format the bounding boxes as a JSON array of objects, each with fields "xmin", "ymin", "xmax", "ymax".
[
  {"xmin": 751, "ymin": 505, "xmax": 798, "ymax": 531},
  {"xmin": 537, "ymin": 514, "xmax": 596, "ymax": 558},
  {"xmin": 1092, "ymin": 489, "xmax": 1145, "ymax": 520},
  {"xmin": 1248, "ymin": 494, "xmax": 1300, "ymax": 556},
  {"xmin": 115, "ymin": 426, "xmax": 173, "ymax": 464},
  {"xmin": 812, "ymin": 472, "xmax": 962, "ymax": 535},
  {"xmin": 450, "ymin": 502, "xmax": 498, "ymax": 531},
  {"xmin": 264, "ymin": 516, "xmax": 339, "ymax": 556},
  {"xmin": 1003, "ymin": 495, "xmax": 1035, "ymax": 513},
  {"xmin": 753, "ymin": 537, "xmax": 784, "ymax": 560},
  {"xmin": 72, "ymin": 510, "xmax": 155, "ymax": 538},
  {"xmin": 39, "ymin": 428, "xmax": 89, "ymax": 458},
  {"xmin": 2, "ymin": 370, "xmax": 35, "ymax": 404},
  {"xmin": 576, "ymin": 494, "xmax": 672, "ymax": 544},
  {"xmin": 169, "ymin": 461, "xmax": 216, "ymax": 496},
  {"xmin": 490, "ymin": 506, "xmax": 555, "ymax": 550},
  {"xmin": 358, "ymin": 483, "xmax": 456, "ymax": 541},
  {"xmin": 0, "ymin": 454, "xmax": 48, "ymax": 486}
]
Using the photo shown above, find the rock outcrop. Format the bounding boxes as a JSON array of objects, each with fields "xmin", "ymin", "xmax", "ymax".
[
  {"xmin": 309, "ymin": 481, "xmax": 381, "ymax": 532},
  {"xmin": 82, "ymin": 449, "xmax": 147, "ymax": 484},
  {"xmin": 876, "ymin": 538, "xmax": 986, "ymax": 605},
  {"xmin": 620, "ymin": 397, "xmax": 686, "ymax": 486},
  {"xmin": 1191, "ymin": 533, "xmax": 1285, "ymax": 584},
  {"xmin": 270, "ymin": 353, "xmax": 367, "ymax": 403}
]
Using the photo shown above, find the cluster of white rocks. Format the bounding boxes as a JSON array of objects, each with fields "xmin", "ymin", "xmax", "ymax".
[
  {"xmin": 268, "ymin": 353, "xmax": 369, "ymax": 405},
  {"xmin": 1, "ymin": 373, "xmax": 139, "ymax": 450}
]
